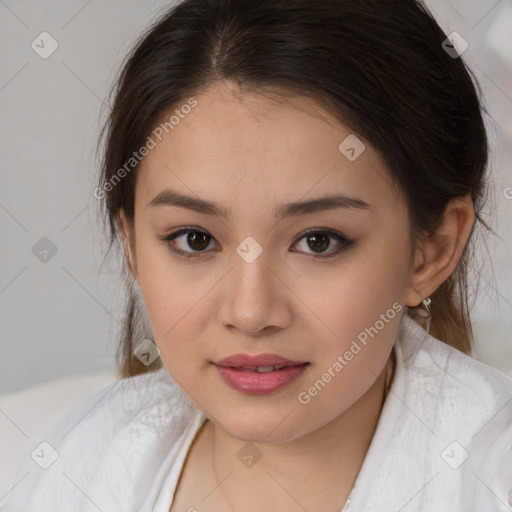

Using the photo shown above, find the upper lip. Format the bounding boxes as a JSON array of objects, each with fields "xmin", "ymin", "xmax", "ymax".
[{"xmin": 214, "ymin": 353, "xmax": 308, "ymax": 368}]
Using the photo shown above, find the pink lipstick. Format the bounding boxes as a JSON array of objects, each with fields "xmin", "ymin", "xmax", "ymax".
[{"xmin": 213, "ymin": 353, "xmax": 310, "ymax": 394}]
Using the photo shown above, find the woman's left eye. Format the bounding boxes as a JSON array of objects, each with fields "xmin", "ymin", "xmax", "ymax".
[
  {"xmin": 291, "ymin": 229, "xmax": 355, "ymax": 259},
  {"xmin": 159, "ymin": 227, "xmax": 355, "ymax": 260}
]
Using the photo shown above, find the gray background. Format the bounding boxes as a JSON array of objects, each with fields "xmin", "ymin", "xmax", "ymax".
[{"xmin": 1, "ymin": 0, "xmax": 511, "ymax": 394}]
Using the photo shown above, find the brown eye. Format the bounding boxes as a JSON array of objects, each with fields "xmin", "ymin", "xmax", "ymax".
[
  {"xmin": 306, "ymin": 233, "xmax": 330, "ymax": 253},
  {"xmin": 159, "ymin": 227, "xmax": 219, "ymax": 259},
  {"xmin": 292, "ymin": 229, "xmax": 355, "ymax": 260},
  {"xmin": 186, "ymin": 231, "xmax": 211, "ymax": 251}
]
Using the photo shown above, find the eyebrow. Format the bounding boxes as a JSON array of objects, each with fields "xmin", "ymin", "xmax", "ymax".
[{"xmin": 148, "ymin": 188, "xmax": 370, "ymax": 220}]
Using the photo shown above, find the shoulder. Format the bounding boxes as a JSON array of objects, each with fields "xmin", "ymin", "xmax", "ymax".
[
  {"xmin": 398, "ymin": 313, "xmax": 512, "ymax": 411},
  {"xmin": 32, "ymin": 366, "xmax": 198, "ymax": 445},
  {"xmin": 396, "ymin": 314, "xmax": 512, "ymax": 507},
  {"xmin": 1, "ymin": 367, "xmax": 201, "ymax": 512}
]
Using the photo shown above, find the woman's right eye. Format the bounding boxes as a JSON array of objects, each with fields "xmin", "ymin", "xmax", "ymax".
[{"xmin": 159, "ymin": 228, "xmax": 219, "ymax": 259}]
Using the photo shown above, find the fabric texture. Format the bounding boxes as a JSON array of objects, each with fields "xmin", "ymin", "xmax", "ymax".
[{"xmin": 2, "ymin": 313, "xmax": 511, "ymax": 512}]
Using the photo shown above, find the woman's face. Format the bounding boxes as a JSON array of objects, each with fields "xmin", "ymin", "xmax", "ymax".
[{"xmin": 126, "ymin": 80, "xmax": 416, "ymax": 442}]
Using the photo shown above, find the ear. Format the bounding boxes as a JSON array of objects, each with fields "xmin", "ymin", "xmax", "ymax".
[
  {"xmin": 117, "ymin": 208, "xmax": 138, "ymax": 280},
  {"xmin": 404, "ymin": 194, "xmax": 475, "ymax": 307}
]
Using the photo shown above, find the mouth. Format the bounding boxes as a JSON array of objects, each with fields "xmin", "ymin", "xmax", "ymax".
[{"xmin": 212, "ymin": 356, "xmax": 311, "ymax": 394}]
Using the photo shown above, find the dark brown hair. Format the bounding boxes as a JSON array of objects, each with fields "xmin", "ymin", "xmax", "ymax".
[{"xmin": 96, "ymin": 0, "xmax": 490, "ymax": 377}]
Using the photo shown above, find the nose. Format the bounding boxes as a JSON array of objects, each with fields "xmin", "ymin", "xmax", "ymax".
[{"xmin": 217, "ymin": 251, "xmax": 293, "ymax": 337}]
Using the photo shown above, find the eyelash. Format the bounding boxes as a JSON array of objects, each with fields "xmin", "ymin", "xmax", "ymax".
[{"xmin": 158, "ymin": 226, "xmax": 355, "ymax": 261}]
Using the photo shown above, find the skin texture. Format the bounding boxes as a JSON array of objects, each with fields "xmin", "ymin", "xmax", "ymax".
[{"xmin": 118, "ymin": 80, "xmax": 475, "ymax": 511}]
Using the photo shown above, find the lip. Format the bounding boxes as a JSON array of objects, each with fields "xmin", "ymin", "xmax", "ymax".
[
  {"xmin": 214, "ymin": 353, "xmax": 307, "ymax": 368},
  {"xmin": 214, "ymin": 363, "xmax": 310, "ymax": 394},
  {"xmin": 213, "ymin": 353, "xmax": 310, "ymax": 395}
]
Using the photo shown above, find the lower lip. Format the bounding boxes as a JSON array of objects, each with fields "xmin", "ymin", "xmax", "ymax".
[{"xmin": 214, "ymin": 363, "xmax": 309, "ymax": 394}]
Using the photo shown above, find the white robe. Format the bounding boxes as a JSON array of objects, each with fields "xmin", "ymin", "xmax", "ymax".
[{"xmin": 2, "ymin": 313, "xmax": 512, "ymax": 511}]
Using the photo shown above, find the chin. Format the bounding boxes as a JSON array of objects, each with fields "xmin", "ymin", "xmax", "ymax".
[{"xmin": 214, "ymin": 411, "xmax": 310, "ymax": 445}]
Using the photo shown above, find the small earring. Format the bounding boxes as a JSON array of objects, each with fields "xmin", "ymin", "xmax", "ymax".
[{"xmin": 419, "ymin": 297, "xmax": 432, "ymax": 334}]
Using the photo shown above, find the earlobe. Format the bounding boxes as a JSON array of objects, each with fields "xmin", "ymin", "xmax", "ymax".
[
  {"xmin": 117, "ymin": 209, "xmax": 138, "ymax": 279},
  {"xmin": 405, "ymin": 194, "xmax": 475, "ymax": 307}
]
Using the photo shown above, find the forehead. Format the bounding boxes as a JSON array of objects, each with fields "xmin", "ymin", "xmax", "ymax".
[{"xmin": 135, "ymin": 80, "xmax": 402, "ymax": 214}]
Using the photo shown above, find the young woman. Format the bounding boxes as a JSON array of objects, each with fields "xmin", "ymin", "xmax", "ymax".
[{"xmin": 3, "ymin": 0, "xmax": 512, "ymax": 511}]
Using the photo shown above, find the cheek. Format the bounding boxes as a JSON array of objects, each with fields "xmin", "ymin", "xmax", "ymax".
[
  {"xmin": 296, "ymin": 281, "xmax": 405, "ymax": 421},
  {"xmin": 134, "ymin": 236, "xmax": 199, "ymax": 348},
  {"xmin": 295, "ymin": 315, "xmax": 400, "ymax": 431},
  {"xmin": 303, "ymin": 240, "xmax": 409, "ymax": 343},
  {"xmin": 137, "ymin": 272, "xmax": 210, "ymax": 386},
  {"xmin": 297, "ymin": 236, "xmax": 409, "ymax": 392}
]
